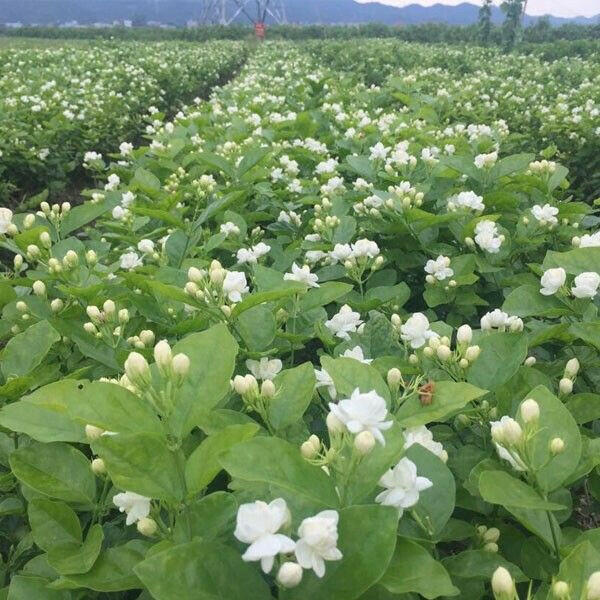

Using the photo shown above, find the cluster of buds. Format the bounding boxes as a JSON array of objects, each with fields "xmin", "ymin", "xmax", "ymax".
[
  {"xmin": 90, "ymin": 192, "xmax": 105, "ymax": 205},
  {"xmin": 423, "ymin": 326, "xmax": 481, "ymax": 371},
  {"xmin": 527, "ymin": 159, "xmax": 557, "ymax": 176},
  {"xmin": 475, "ymin": 525, "xmax": 500, "ymax": 553},
  {"xmin": 123, "ymin": 341, "xmax": 190, "ymax": 414},
  {"xmin": 37, "ymin": 201, "xmax": 71, "ymax": 227},
  {"xmin": 47, "ymin": 249, "xmax": 81, "ymax": 274},
  {"xmin": 127, "ymin": 329, "xmax": 156, "ymax": 349},
  {"xmin": 83, "ymin": 301, "xmax": 129, "ymax": 340},
  {"xmin": 559, "ymin": 357, "xmax": 579, "ymax": 396},
  {"xmin": 388, "ymin": 181, "xmax": 424, "ymax": 210},
  {"xmin": 474, "ymin": 151, "xmax": 498, "ymax": 170},
  {"xmin": 232, "ymin": 373, "xmax": 276, "ymax": 425},
  {"xmin": 184, "ymin": 261, "xmax": 229, "ymax": 311},
  {"xmin": 313, "ymin": 198, "xmax": 341, "ymax": 235},
  {"xmin": 165, "ymin": 167, "xmax": 187, "ymax": 195}
]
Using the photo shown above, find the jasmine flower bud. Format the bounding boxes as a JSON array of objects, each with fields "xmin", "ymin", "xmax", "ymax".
[
  {"xmin": 154, "ymin": 340, "xmax": 172, "ymax": 374},
  {"xmin": 233, "ymin": 375, "xmax": 248, "ymax": 395},
  {"xmin": 483, "ymin": 527, "xmax": 500, "ymax": 543},
  {"xmin": 85, "ymin": 250, "xmax": 97, "ymax": 265},
  {"xmin": 423, "ymin": 346, "xmax": 434, "ymax": 358},
  {"xmin": 261, "ymin": 379, "xmax": 276, "ymax": 398},
  {"xmin": 484, "ymin": 542, "xmax": 498, "ymax": 553},
  {"xmin": 139, "ymin": 330, "xmax": 155, "ymax": 346},
  {"xmin": 137, "ymin": 517, "xmax": 158, "ymax": 537},
  {"xmin": 550, "ymin": 437, "xmax": 565, "ymax": 455},
  {"xmin": 491, "ymin": 566, "xmax": 515, "ymax": 599},
  {"xmin": 387, "ymin": 368, "xmax": 402, "ymax": 389},
  {"xmin": 86, "ymin": 305, "xmax": 102, "ymax": 321},
  {"xmin": 83, "ymin": 322, "xmax": 97, "ymax": 334},
  {"xmin": 520, "ymin": 399, "xmax": 540, "ymax": 424},
  {"xmin": 586, "ymin": 572, "xmax": 600, "ymax": 600},
  {"xmin": 39, "ymin": 231, "xmax": 51, "ymax": 248},
  {"xmin": 436, "ymin": 345, "xmax": 452, "ymax": 361},
  {"xmin": 465, "ymin": 345, "xmax": 481, "ymax": 361},
  {"xmin": 524, "ymin": 356, "xmax": 536, "ymax": 366},
  {"xmin": 118, "ymin": 308, "xmax": 129, "ymax": 323},
  {"xmin": 502, "ymin": 418, "xmax": 523, "ymax": 445},
  {"xmin": 552, "ymin": 581, "xmax": 569, "ymax": 599},
  {"xmin": 456, "ymin": 324, "xmax": 473, "ymax": 345},
  {"xmin": 301, "ymin": 440, "xmax": 319, "ymax": 459},
  {"xmin": 103, "ymin": 299, "xmax": 116, "ymax": 317},
  {"xmin": 32, "ymin": 280, "xmax": 46, "ymax": 296},
  {"xmin": 559, "ymin": 377, "xmax": 573, "ymax": 395},
  {"xmin": 85, "ymin": 424, "xmax": 105, "ymax": 440},
  {"xmin": 277, "ymin": 562, "xmax": 303, "ymax": 588},
  {"xmin": 172, "ymin": 353, "xmax": 190, "ymax": 379},
  {"xmin": 459, "ymin": 358, "xmax": 469, "ymax": 369},
  {"xmin": 13, "ymin": 254, "xmax": 23, "ymax": 270},
  {"xmin": 91, "ymin": 458, "xmax": 106, "ymax": 475},
  {"xmin": 354, "ymin": 430, "xmax": 376, "ymax": 455},
  {"xmin": 326, "ymin": 411, "xmax": 344, "ymax": 434},
  {"xmin": 124, "ymin": 352, "xmax": 150, "ymax": 387},
  {"xmin": 565, "ymin": 358, "xmax": 580, "ymax": 378},
  {"xmin": 50, "ymin": 298, "xmax": 64, "ymax": 313}
]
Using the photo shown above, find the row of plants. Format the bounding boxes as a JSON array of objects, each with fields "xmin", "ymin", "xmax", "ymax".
[
  {"xmin": 0, "ymin": 40, "xmax": 247, "ymax": 203},
  {"xmin": 306, "ymin": 39, "xmax": 600, "ymax": 202},
  {"xmin": 0, "ymin": 41, "xmax": 600, "ymax": 599}
]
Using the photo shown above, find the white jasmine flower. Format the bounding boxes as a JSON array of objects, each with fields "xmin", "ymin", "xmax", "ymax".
[
  {"xmin": 315, "ymin": 369, "xmax": 336, "ymax": 399},
  {"xmin": 104, "ymin": 173, "xmax": 120, "ymax": 191},
  {"xmin": 450, "ymin": 191, "xmax": 484, "ymax": 212},
  {"xmin": 351, "ymin": 239, "xmax": 379, "ymax": 259},
  {"xmin": 369, "ymin": 142, "xmax": 389, "ymax": 161},
  {"xmin": 246, "ymin": 357, "xmax": 283, "ymax": 381},
  {"xmin": 474, "ymin": 151, "xmax": 498, "ymax": 169},
  {"xmin": 234, "ymin": 498, "xmax": 295, "ymax": 574},
  {"xmin": 119, "ymin": 142, "xmax": 133, "ymax": 156},
  {"xmin": 218, "ymin": 222, "xmax": 238, "ymax": 239},
  {"xmin": 403, "ymin": 426, "xmax": 446, "ymax": 461},
  {"xmin": 0, "ymin": 208, "xmax": 14, "ymax": 234},
  {"xmin": 342, "ymin": 346, "xmax": 372, "ymax": 364},
  {"xmin": 329, "ymin": 243, "xmax": 353, "ymax": 264},
  {"xmin": 237, "ymin": 243, "xmax": 271, "ymax": 265},
  {"xmin": 375, "ymin": 457, "xmax": 432, "ymax": 516},
  {"xmin": 121, "ymin": 191, "xmax": 136, "ymax": 207},
  {"xmin": 531, "ymin": 204, "xmax": 559, "ymax": 226},
  {"xmin": 137, "ymin": 239, "xmax": 154, "ymax": 254},
  {"xmin": 424, "ymin": 255, "xmax": 453, "ymax": 281},
  {"xmin": 119, "ymin": 251, "xmax": 142, "ymax": 270},
  {"xmin": 328, "ymin": 388, "xmax": 392, "ymax": 445},
  {"xmin": 571, "ymin": 272, "xmax": 600, "ymax": 298},
  {"xmin": 295, "ymin": 510, "xmax": 342, "ymax": 578},
  {"xmin": 400, "ymin": 313, "xmax": 437, "ymax": 349},
  {"xmin": 540, "ymin": 267, "xmax": 566, "ymax": 296},
  {"xmin": 474, "ymin": 220, "xmax": 502, "ymax": 254},
  {"xmin": 222, "ymin": 271, "xmax": 249, "ymax": 303},
  {"xmin": 284, "ymin": 263, "xmax": 319, "ymax": 288},
  {"xmin": 325, "ymin": 304, "xmax": 363, "ymax": 340},
  {"xmin": 305, "ymin": 250, "xmax": 327, "ymax": 264},
  {"xmin": 579, "ymin": 232, "xmax": 600, "ymax": 248},
  {"xmin": 113, "ymin": 491, "xmax": 151, "ymax": 525}
]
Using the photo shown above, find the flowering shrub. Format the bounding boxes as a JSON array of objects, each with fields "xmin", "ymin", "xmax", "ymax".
[
  {"xmin": 0, "ymin": 42, "xmax": 600, "ymax": 599},
  {"xmin": 0, "ymin": 41, "xmax": 246, "ymax": 201}
]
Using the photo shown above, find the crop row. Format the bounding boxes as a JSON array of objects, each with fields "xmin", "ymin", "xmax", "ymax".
[{"xmin": 0, "ymin": 40, "xmax": 247, "ymax": 203}]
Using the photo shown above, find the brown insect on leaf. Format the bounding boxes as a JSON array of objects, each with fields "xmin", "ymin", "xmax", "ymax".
[{"xmin": 418, "ymin": 381, "xmax": 435, "ymax": 406}]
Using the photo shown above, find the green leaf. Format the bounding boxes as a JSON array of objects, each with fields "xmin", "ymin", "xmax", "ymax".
[
  {"xmin": 467, "ymin": 332, "xmax": 528, "ymax": 391},
  {"xmin": 66, "ymin": 380, "xmax": 164, "ymax": 436},
  {"xmin": 283, "ymin": 505, "xmax": 398, "ymax": 600},
  {"xmin": 185, "ymin": 424, "xmax": 259, "ymax": 496},
  {"xmin": 565, "ymin": 393, "xmax": 600, "ymax": 424},
  {"xmin": 10, "ymin": 442, "xmax": 96, "ymax": 506},
  {"xmin": 173, "ymin": 492, "xmax": 237, "ymax": 543},
  {"xmin": 53, "ymin": 540, "xmax": 149, "ymax": 592},
  {"xmin": 237, "ymin": 147, "xmax": 270, "ymax": 177},
  {"xmin": 236, "ymin": 304, "xmax": 276, "ymax": 351},
  {"xmin": 60, "ymin": 193, "xmax": 120, "ymax": 235},
  {"xmin": 346, "ymin": 155, "xmax": 375, "ymax": 180},
  {"xmin": 93, "ymin": 433, "xmax": 185, "ymax": 503},
  {"xmin": 169, "ymin": 323, "xmax": 238, "ymax": 438},
  {"xmin": 8, "ymin": 576, "xmax": 70, "ymax": 600},
  {"xmin": 1, "ymin": 320, "xmax": 60, "ymax": 378},
  {"xmin": 0, "ymin": 380, "xmax": 86, "ymax": 443},
  {"xmin": 478, "ymin": 471, "xmax": 566, "ymax": 510},
  {"xmin": 268, "ymin": 362, "xmax": 316, "ymax": 431},
  {"xmin": 569, "ymin": 322, "xmax": 600, "ymax": 351},
  {"xmin": 220, "ymin": 436, "xmax": 339, "ymax": 509},
  {"xmin": 405, "ymin": 444, "xmax": 455, "ymax": 536},
  {"xmin": 396, "ymin": 380, "xmax": 487, "ymax": 427},
  {"xmin": 28, "ymin": 499, "xmax": 81, "ymax": 552},
  {"xmin": 132, "ymin": 167, "xmax": 161, "ymax": 192},
  {"xmin": 47, "ymin": 523, "xmax": 104, "ymax": 575},
  {"xmin": 442, "ymin": 549, "xmax": 527, "ymax": 582},
  {"xmin": 134, "ymin": 539, "xmax": 271, "ymax": 600},
  {"xmin": 490, "ymin": 153, "xmax": 534, "ymax": 180},
  {"xmin": 231, "ymin": 283, "xmax": 305, "ymax": 317},
  {"xmin": 321, "ymin": 356, "xmax": 390, "ymax": 405},
  {"xmin": 543, "ymin": 247, "xmax": 600, "ymax": 275},
  {"xmin": 502, "ymin": 285, "xmax": 567, "ymax": 318},
  {"xmin": 380, "ymin": 538, "xmax": 459, "ymax": 598},
  {"xmin": 299, "ymin": 282, "xmax": 353, "ymax": 312}
]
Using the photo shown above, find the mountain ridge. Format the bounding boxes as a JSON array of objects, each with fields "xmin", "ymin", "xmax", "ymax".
[{"xmin": 1, "ymin": 0, "xmax": 597, "ymax": 26}]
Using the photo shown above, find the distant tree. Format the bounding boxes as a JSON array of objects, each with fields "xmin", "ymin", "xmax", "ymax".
[
  {"xmin": 501, "ymin": 0, "xmax": 524, "ymax": 51},
  {"xmin": 478, "ymin": 0, "xmax": 493, "ymax": 45}
]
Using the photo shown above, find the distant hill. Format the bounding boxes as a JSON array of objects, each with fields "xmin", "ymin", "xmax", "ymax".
[{"xmin": 0, "ymin": 0, "xmax": 597, "ymax": 27}]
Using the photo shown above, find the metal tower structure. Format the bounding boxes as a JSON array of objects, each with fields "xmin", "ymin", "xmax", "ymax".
[{"xmin": 200, "ymin": 0, "xmax": 287, "ymax": 26}]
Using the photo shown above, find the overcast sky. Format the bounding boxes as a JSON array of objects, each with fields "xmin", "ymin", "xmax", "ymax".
[{"xmin": 357, "ymin": 1, "xmax": 599, "ymax": 18}]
